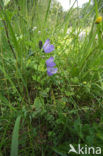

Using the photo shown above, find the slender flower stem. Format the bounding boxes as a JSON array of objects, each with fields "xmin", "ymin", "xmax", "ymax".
[{"xmin": 3, "ymin": 20, "xmax": 16, "ymax": 59}]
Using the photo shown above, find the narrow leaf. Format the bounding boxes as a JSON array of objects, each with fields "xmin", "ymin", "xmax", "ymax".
[{"xmin": 10, "ymin": 116, "xmax": 21, "ymax": 156}]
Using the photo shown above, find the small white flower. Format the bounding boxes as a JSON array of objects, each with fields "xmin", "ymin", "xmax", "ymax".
[
  {"xmin": 38, "ymin": 31, "xmax": 41, "ymax": 34},
  {"xmin": 95, "ymin": 34, "xmax": 98, "ymax": 40},
  {"xmin": 32, "ymin": 26, "xmax": 37, "ymax": 31}
]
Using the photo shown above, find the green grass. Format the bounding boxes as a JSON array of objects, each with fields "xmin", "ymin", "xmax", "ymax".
[
  {"xmin": 0, "ymin": 0, "xmax": 103, "ymax": 155},
  {"xmin": 10, "ymin": 116, "xmax": 21, "ymax": 156}
]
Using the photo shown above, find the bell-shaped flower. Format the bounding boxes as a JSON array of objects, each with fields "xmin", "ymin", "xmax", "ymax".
[
  {"xmin": 43, "ymin": 39, "xmax": 54, "ymax": 53},
  {"xmin": 46, "ymin": 57, "xmax": 58, "ymax": 76},
  {"xmin": 46, "ymin": 57, "xmax": 56, "ymax": 67},
  {"xmin": 47, "ymin": 67, "xmax": 58, "ymax": 76}
]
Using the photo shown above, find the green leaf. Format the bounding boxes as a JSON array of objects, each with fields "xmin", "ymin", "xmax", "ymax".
[
  {"xmin": 34, "ymin": 97, "xmax": 44, "ymax": 110},
  {"xmin": 45, "ymin": 0, "xmax": 52, "ymax": 22},
  {"xmin": 10, "ymin": 116, "xmax": 21, "ymax": 156}
]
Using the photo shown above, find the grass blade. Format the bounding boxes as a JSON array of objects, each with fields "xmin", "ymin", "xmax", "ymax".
[{"xmin": 10, "ymin": 116, "xmax": 21, "ymax": 156}]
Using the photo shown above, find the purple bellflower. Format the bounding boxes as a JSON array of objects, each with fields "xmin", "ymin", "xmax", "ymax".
[
  {"xmin": 47, "ymin": 67, "xmax": 58, "ymax": 76},
  {"xmin": 43, "ymin": 39, "xmax": 54, "ymax": 53},
  {"xmin": 46, "ymin": 57, "xmax": 56, "ymax": 67},
  {"xmin": 46, "ymin": 56, "xmax": 58, "ymax": 76},
  {"xmin": 43, "ymin": 39, "xmax": 58, "ymax": 76}
]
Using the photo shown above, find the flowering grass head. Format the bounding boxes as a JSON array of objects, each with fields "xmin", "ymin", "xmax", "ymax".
[{"xmin": 43, "ymin": 39, "xmax": 54, "ymax": 53}]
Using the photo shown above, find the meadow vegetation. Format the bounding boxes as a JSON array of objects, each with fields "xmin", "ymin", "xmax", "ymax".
[{"xmin": 0, "ymin": 0, "xmax": 103, "ymax": 155}]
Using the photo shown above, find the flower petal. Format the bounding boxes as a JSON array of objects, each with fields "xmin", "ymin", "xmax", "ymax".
[
  {"xmin": 46, "ymin": 57, "xmax": 56, "ymax": 67},
  {"xmin": 43, "ymin": 39, "xmax": 54, "ymax": 53},
  {"xmin": 47, "ymin": 67, "xmax": 58, "ymax": 76},
  {"xmin": 43, "ymin": 39, "xmax": 50, "ymax": 48}
]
